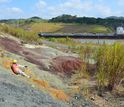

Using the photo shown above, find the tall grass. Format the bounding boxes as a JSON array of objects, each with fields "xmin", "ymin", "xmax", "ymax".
[
  {"xmin": 0, "ymin": 24, "xmax": 39, "ymax": 42},
  {"xmin": 47, "ymin": 37, "xmax": 74, "ymax": 45},
  {"xmin": 96, "ymin": 43, "xmax": 124, "ymax": 91},
  {"xmin": 69, "ymin": 42, "xmax": 124, "ymax": 94}
]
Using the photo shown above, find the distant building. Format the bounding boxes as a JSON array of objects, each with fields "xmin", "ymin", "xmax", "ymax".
[{"xmin": 116, "ymin": 27, "xmax": 124, "ymax": 35}]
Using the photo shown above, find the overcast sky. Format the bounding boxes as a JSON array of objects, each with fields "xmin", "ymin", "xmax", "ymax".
[{"xmin": 0, "ymin": 0, "xmax": 124, "ymax": 19}]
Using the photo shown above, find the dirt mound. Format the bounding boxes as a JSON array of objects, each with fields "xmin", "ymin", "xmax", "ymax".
[{"xmin": 51, "ymin": 56, "xmax": 83, "ymax": 75}]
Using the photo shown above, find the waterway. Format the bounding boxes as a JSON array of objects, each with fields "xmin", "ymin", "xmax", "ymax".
[{"xmin": 75, "ymin": 39, "xmax": 124, "ymax": 44}]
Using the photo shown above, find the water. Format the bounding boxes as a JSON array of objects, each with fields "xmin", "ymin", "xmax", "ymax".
[{"xmin": 75, "ymin": 39, "xmax": 124, "ymax": 44}]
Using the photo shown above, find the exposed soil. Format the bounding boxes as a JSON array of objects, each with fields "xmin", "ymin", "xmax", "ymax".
[
  {"xmin": 0, "ymin": 36, "xmax": 98, "ymax": 107},
  {"xmin": 51, "ymin": 56, "xmax": 83, "ymax": 75},
  {"xmin": 0, "ymin": 37, "xmax": 83, "ymax": 74},
  {"xmin": 0, "ymin": 73, "xmax": 68, "ymax": 107},
  {"xmin": 1, "ymin": 36, "xmax": 124, "ymax": 107},
  {"xmin": 0, "ymin": 38, "xmax": 22, "ymax": 55}
]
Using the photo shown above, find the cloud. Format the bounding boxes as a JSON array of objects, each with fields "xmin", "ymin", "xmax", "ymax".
[
  {"xmin": 0, "ymin": 7, "xmax": 23, "ymax": 19},
  {"xmin": 118, "ymin": 0, "xmax": 124, "ymax": 6},
  {"xmin": 60, "ymin": 0, "xmax": 93, "ymax": 11},
  {"xmin": 95, "ymin": 5, "xmax": 112, "ymax": 16},
  {"xmin": 0, "ymin": 0, "xmax": 10, "ymax": 3},
  {"xmin": 7, "ymin": 7, "xmax": 23, "ymax": 14},
  {"xmin": 95, "ymin": 4, "xmax": 123, "ymax": 17},
  {"xmin": 34, "ymin": 0, "xmax": 124, "ymax": 18},
  {"xmin": 97, "ymin": 0, "xmax": 103, "ymax": 2},
  {"xmin": 36, "ymin": 0, "xmax": 47, "ymax": 9},
  {"xmin": 44, "ymin": 0, "xmax": 94, "ymax": 18}
]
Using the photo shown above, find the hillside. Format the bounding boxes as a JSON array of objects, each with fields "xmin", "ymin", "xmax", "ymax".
[
  {"xmin": 25, "ymin": 23, "xmax": 113, "ymax": 34},
  {"xmin": 54, "ymin": 24, "xmax": 112, "ymax": 34},
  {"xmin": 0, "ymin": 17, "xmax": 46, "ymax": 25},
  {"xmin": 0, "ymin": 16, "xmax": 124, "ymax": 107},
  {"xmin": 24, "ymin": 22, "xmax": 112, "ymax": 33},
  {"xmin": 0, "ymin": 29, "xmax": 124, "ymax": 107},
  {"xmin": 49, "ymin": 14, "xmax": 124, "ymax": 28},
  {"xmin": 0, "ymin": 16, "xmax": 114, "ymax": 34},
  {"xmin": 0, "ymin": 33, "xmax": 100, "ymax": 107},
  {"xmin": 2, "ymin": 14, "xmax": 124, "ymax": 34}
]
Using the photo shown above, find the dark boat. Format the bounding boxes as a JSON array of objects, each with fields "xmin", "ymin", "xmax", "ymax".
[{"xmin": 38, "ymin": 33, "xmax": 124, "ymax": 39}]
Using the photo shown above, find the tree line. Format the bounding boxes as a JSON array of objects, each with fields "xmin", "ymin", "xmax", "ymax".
[{"xmin": 49, "ymin": 14, "xmax": 124, "ymax": 28}]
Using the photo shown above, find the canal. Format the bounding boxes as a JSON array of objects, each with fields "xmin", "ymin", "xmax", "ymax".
[{"xmin": 74, "ymin": 39, "xmax": 124, "ymax": 44}]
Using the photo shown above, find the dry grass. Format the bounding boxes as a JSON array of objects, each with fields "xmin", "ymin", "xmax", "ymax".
[
  {"xmin": 30, "ymin": 77, "xmax": 70, "ymax": 101},
  {"xmin": 2, "ymin": 58, "xmax": 12, "ymax": 69},
  {"xmin": 31, "ymin": 22, "xmax": 63, "ymax": 33},
  {"xmin": 96, "ymin": 43, "xmax": 124, "ymax": 91},
  {"xmin": 57, "ymin": 24, "xmax": 112, "ymax": 33},
  {"xmin": 24, "ymin": 22, "xmax": 112, "ymax": 34},
  {"xmin": 0, "ymin": 24, "xmax": 39, "ymax": 42},
  {"xmin": 48, "ymin": 88, "xmax": 69, "ymax": 101},
  {"xmin": 0, "ymin": 49, "xmax": 12, "ymax": 70},
  {"xmin": 32, "ymin": 79, "xmax": 49, "ymax": 88}
]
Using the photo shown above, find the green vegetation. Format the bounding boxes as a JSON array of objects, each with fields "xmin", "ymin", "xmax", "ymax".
[
  {"xmin": 49, "ymin": 14, "xmax": 124, "ymax": 28},
  {"xmin": 96, "ymin": 43, "xmax": 124, "ymax": 91},
  {"xmin": 0, "ymin": 15, "xmax": 114, "ymax": 34},
  {"xmin": 0, "ymin": 21, "xmax": 113, "ymax": 43},
  {"xmin": 0, "ymin": 16, "xmax": 46, "ymax": 25},
  {"xmin": 57, "ymin": 24, "xmax": 112, "ymax": 33},
  {"xmin": 29, "ymin": 23, "xmax": 112, "ymax": 34},
  {"xmin": 0, "ymin": 15, "xmax": 124, "ymax": 106},
  {"xmin": 46, "ymin": 37, "xmax": 75, "ymax": 45},
  {"xmin": 0, "ymin": 24, "xmax": 39, "ymax": 42},
  {"xmin": 62, "ymin": 41, "xmax": 124, "ymax": 94},
  {"xmin": 91, "ymin": 25, "xmax": 111, "ymax": 33}
]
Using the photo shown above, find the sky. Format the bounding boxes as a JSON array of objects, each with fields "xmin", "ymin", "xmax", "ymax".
[{"xmin": 0, "ymin": 0, "xmax": 124, "ymax": 19}]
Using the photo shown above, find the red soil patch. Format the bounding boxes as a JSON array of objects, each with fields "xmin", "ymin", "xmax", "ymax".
[
  {"xmin": 0, "ymin": 38, "xmax": 22, "ymax": 55},
  {"xmin": 51, "ymin": 56, "xmax": 83, "ymax": 75},
  {"xmin": 0, "ymin": 38, "xmax": 46, "ymax": 69},
  {"xmin": 0, "ymin": 37, "xmax": 88, "ymax": 75}
]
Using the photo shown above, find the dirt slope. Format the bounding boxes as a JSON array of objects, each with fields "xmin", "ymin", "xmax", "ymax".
[
  {"xmin": 0, "ymin": 67, "xmax": 69, "ymax": 107},
  {"xmin": 0, "ymin": 33, "xmax": 98, "ymax": 107}
]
